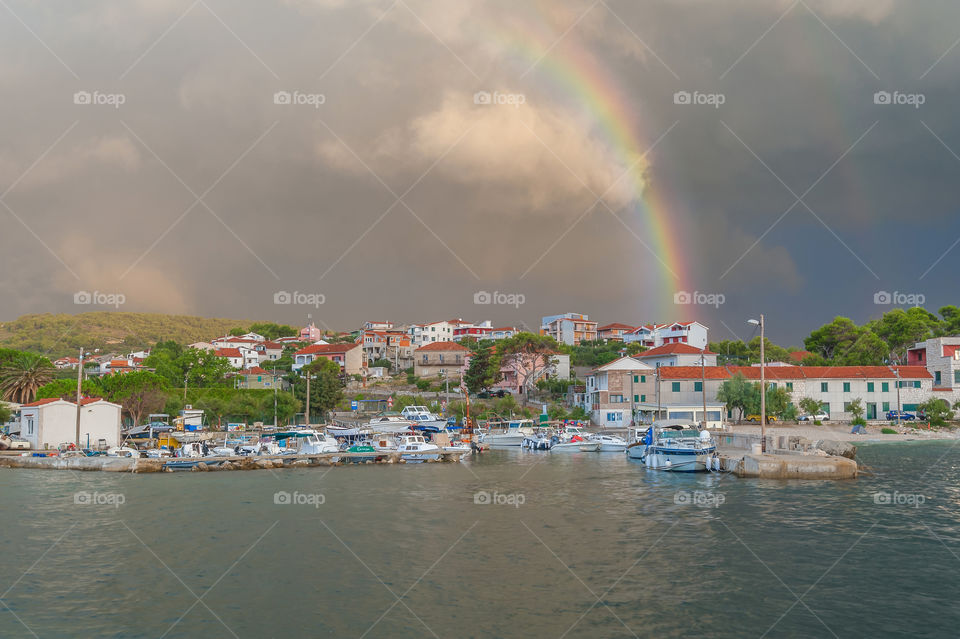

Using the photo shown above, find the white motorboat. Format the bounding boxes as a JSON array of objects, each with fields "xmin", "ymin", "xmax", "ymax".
[
  {"xmin": 400, "ymin": 406, "xmax": 449, "ymax": 432},
  {"xmin": 590, "ymin": 433, "xmax": 627, "ymax": 452},
  {"xmin": 633, "ymin": 420, "xmax": 716, "ymax": 472},
  {"xmin": 145, "ymin": 448, "xmax": 173, "ymax": 458},
  {"xmin": 550, "ymin": 436, "xmax": 601, "ymax": 452},
  {"xmin": 396, "ymin": 434, "xmax": 440, "ymax": 462},
  {"xmin": 367, "ymin": 415, "xmax": 417, "ymax": 433},
  {"xmin": 479, "ymin": 419, "xmax": 537, "ymax": 447},
  {"xmin": 371, "ymin": 433, "xmax": 400, "ymax": 454}
]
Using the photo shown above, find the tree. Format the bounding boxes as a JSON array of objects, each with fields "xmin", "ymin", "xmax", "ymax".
[
  {"xmin": 370, "ymin": 358, "xmax": 393, "ymax": 372},
  {"xmin": 833, "ymin": 331, "xmax": 888, "ymax": 366},
  {"xmin": 798, "ymin": 397, "xmax": 823, "ymax": 418},
  {"xmin": 498, "ymin": 333, "xmax": 561, "ymax": 401},
  {"xmin": 248, "ymin": 322, "xmax": 298, "ymax": 340},
  {"xmin": 0, "ymin": 353, "xmax": 55, "ymax": 404},
  {"xmin": 37, "ymin": 378, "xmax": 103, "ymax": 400},
  {"xmin": 299, "ymin": 358, "xmax": 346, "ymax": 417},
  {"xmin": 748, "ymin": 337, "xmax": 791, "ymax": 364},
  {"xmin": 624, "ymin": 342, "xmax": 647, "ymax": 356},
  {"xmin": 100, "ymin": 371, "xmax": 171, "ymax": 427},
  {"xmin": 0, "ymin": 401, "xmax": 11, "ymax": 426},
  {"xmin": 177, "ymin": 349, "xmax": 233, "ymax": 388},
  {"xmin": 463, "ymin": 346, "xmax": 501, "ymax": 393},
  {"xmin": 868, "ymin": 307, "xmax": 940, "ymax": 363},
  {"xmin": 228, "ymin": 327, "xmax": 246, "ymax": 337},
  {"xmin": 716, "ymin": 374, "xmax": 751, "ymax": 423},
  {"xmin": 804, "ymin": 317, "xmax": 863, "ymax": 361},
  {"xmin": 710, "ymin": 340, "xmax": 751, "ymax": 365},
  {"xmin": 848, "ymin": 398, "xmax": 865, "ymax": 425},
  {"xmin": 918, "ymin": 398, "xmax": 953, "ymax": 427}
]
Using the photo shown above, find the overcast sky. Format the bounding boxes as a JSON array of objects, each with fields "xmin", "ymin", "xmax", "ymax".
[{"xmin": 2, "ymin": 0, "xmax": 959, "ymax": 345}]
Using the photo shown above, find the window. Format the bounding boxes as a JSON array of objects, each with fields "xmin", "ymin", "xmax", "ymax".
[
  {"xmin": 915, "ymin": 381, "xmax": 921, "ymax": 389},
  {"xmin": 633, "ymin": 394, "xmax": 639, "ymax": 403},
  {"xmin": 843, "ymin": 382, "xmax": 851, "ymax": 393},
  {"xmin": 606, "ymin": 412, "xmax": 622, "ymax": 422},
  {"xmin": 422, "ymin": 355, "xmax": 428, "ymax": 363},
  {"xmin": 786, "ymin": 382, "xmax": 793, "ymax": 391},
  {"xmin": 935, "ymin": 371, "xmax": 941, "ymax": 385},
  {"xmin": 844, "ymin": 402, "xmax": 852, "ymax": 413},
  {"xmin": 867, "ymin": 382, "xmax": 874, "ymax": 393},
  {"xmin": 955, "ymin": 370, "xmax": 960, "ymax": 384},
  {"xmin": 821, "ymin": 382, "xmax": 828, "ymax": 392},
  {"xmin": 822, "ymin": 403, "xmax": 830, "ymax": 415},
  {"xmin": 641, "ymin": 375, "xmax": 646, "ymax": 383},
  {"xmin": 904, "ymin": 403, "xmax": 918, "ymax": 412},
  {"xmin": 882, "ymin": 382, "xmax": 889, "ymax": 392},
  {"xmin": 257, "ymin": 376, "xmax": 262, "ymax": 382},
  {"xmin": 882, "ymin": 402, "xmax": 890, "ymax": 412},
  {"xmin": 633, "ymin": 375, "xmax": 638, "ymax": 383},
  {"xmin": 641, "ymin": 394, "xmax": 646, "ymax": 403},
  {"xmin": 694, "ymin": 381, "xmax": 703, "ymax": 392},
  {"xmin": 671, "ymin": 382, "xmax": 680, "ymax": 392},
  {"xmin": 27, "ymin": 417, "xmax": 34, "ymax": 435},
  {"xmin": 610, "ymin": 394, "xmax": 624, "ymax": 403},
  {"xmin": 439, "ymin": 354, "xmax": 444, "ymax": 363}
]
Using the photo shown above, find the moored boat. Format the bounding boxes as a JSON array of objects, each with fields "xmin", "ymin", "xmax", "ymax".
[
  {"xmin": 633, "ymin": 420, "xmax": 716, "ymax": 472},
  {"xmin": 396, "ymin": 434, "xmax": 440, "ymax": 462}
]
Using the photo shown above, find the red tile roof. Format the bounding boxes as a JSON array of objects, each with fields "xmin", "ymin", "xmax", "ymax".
[
  {"xmin": 656, "ymin": 365, "xmax": 932, "ymax": 381},
  {"xmin": 215, "ymin": 348, "xmax": 244, "ymax": 358},
  {"xmin": 598, "ymin": 323, "xmax": 635, "ymax": 331},
  {"xmin": 239, "ymin": 366, "xmax": 269, "ymax": 375},
  {"xmin": 637, "ymin": 343, "xmax": 716, "ymax": 357},
  {"xmin": 21, "ymin": 397, "xmax": 108, "ymax": 407},
  {"xmin": 788, "ymin": 350, "xmax": 813, "ymax": 362},
  {"xmin": 295, "ymin": 343, "xmax": 359, "ymax": 355},
  {"xmin": 415, "ymin": 341, "xmax": 470, "ymax": 352}
]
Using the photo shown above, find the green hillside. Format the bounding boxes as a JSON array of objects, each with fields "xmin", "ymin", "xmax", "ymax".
[{"xmin": 0, "ymin": 312, "xmax": 254, "ymax": 358}]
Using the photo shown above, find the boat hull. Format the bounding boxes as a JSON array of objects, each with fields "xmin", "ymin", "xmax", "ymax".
[
  {"xmin": 551, "ymin": 441, "xmax": 600, "ymax": 452},
  {"xmin": 644, "ymin": 446, "xmax": 715, "ymax": 472},
  {"xmin": 483, "ymin": 434, "xmax": 526, "ymax": 447}
]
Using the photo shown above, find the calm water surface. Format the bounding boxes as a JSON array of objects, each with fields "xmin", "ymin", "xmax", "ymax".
[{"xmin": 2, "ymin": 442, "xmax": 960, "ymax": 638}]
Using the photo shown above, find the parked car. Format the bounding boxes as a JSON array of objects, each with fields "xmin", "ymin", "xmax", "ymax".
[
  {"xmin": 745, "ymin": 415, "xmax": 778, "ymax": 423},
  {"xmin": 476, "ymin": 389, "xmax": 506, "ymax": 399},
  {"xmin": 7, "ymin": 435, "xmax": 30, "ymax": 450},
  {"xmin": 886, "ymin": 410, "xmax": 916, "ymax": 421},
  {"xmin": 798, "ymin": 412, "xmax": 829, "ymax": 422}
]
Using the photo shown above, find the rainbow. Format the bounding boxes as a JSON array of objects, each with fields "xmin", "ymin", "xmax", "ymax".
[{"xmin": 486, "ymin": 10, "xmax": 689, "ymax": 307}]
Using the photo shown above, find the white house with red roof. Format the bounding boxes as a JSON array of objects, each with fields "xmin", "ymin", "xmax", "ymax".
[
  {"xmin": 907, "ymin": 337, "xmax": 960, "ymax": 403},
  {"xmin": 293, "ymin": 343, "xmax": 362, "ymax": 374},
  {"xmin": 408, "ymin": 320, "xmax": 456, "ymax": 347},
  {"xmin": 214, "ymin": 347, "xmax": 258, "ymax": 369},
  {"xmin": 623, "ymin": 322, "xmax": 709, "ymax": 350},
  {"xmin": 53, "ymin": 356, "xmax": 80, "ymax": 369},
  {"xmin": 634, "ymin": 343, "xmax": 718, "ymax": 368},
  {"xmin": 597, "ymin": 323, "xmax": 636, "ymax": 342},
  {"xmin": 19, "ymin": 397, "xmax": 122, "ymax": 450}
]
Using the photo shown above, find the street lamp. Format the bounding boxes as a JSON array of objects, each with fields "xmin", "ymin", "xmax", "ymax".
[{"xmin": 748, "ymin": 315, "xmax": 766, "ymax": 453}]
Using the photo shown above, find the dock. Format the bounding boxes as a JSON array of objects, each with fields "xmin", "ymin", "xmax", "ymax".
[
  {"xmin": 714, "ymin": 432, "xmax": 859, "ymax": 479},
  {"xmin": 0, "ymin": 450, "xmax": 469, "ymax": 473}
]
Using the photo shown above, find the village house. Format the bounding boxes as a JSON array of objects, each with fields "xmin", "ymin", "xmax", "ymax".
[
  {"xmin": 18, "ymin": 398, "xmax": 122, "ymax": 450},
  {"xmin": 597, "ymin": 323, "xmax": 636, "ymax": 342},
  {"xmin": 654, "ymin": 365, "xmax": 932, "ymax": 422},
  {"xmin": 581, "ymin": 356, "xmax": 656, "ymax": 427},
  {"xmin": 908, "ymin": 337, "xmax": 960, "ymax": 403},
  {"xmin": 187, "ymin": 341, "xmax": 216, "ymax": 351},
  {"xmin": 413, "ymin": 341, "xmax": 470, "ymax": 380},
  {"xmin": 408, "ymin": 320, "xmax": 456, "ymax": 347},
  {"xmin": 293, "ymin": 343, "xmax": 362, "ymax": 375},
  {"xmin": 214, "ymin": 347, "xmax": 257, "ymax": 369},
  {"xmin": 540, "ymin": 313, "xmax": 598, "ymax": 346},
  {"xmin": 53, "ymin": 356, "xmax": 80, "ymax": 369},
  {"xmin": 623, "ymin": 321, "xmax": 709, "ymax": 350},
  {"xmin": 633, "ymin": 343, "xmax": 718, "ymax": 369},
  {"xmin": 252, "ymin": 340, "xmax": 284, "ymax": 364},
  {"xmin": 233, "ymin": 366, "xmax": 289, "ymax": 390}
]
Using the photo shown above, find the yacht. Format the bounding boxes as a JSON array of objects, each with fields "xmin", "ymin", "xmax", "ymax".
[
  {"xmin": 367, "ymin": 415, "xmax": 417, "ymax": 433},
  {"xmin": 550, "ymin": 434, "xmax": 601, "ymax": 452},
  {"xmin": 396, "ymin": 434, "xmax": 441, "ymax": 462},
  {"xmin": 478, "ymin": 419, "xmax": 537, "ymax": 447},
  {"xmin": 632, "ymin": 420, "xmax": 716, "ymax": 472}
]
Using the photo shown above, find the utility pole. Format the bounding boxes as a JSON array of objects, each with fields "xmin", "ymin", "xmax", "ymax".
[
  {"xmin": 895, "ymin": 366, "xmax": 902, "ymax": 426},
  {"xmin": 74, "ymin": 347, "xmax": 84, "ymax": 448},
  {"xmin": 760, "ymin": 314, "xmax": 766, "ymax": 452},
  {"xmin": 305, "ymin": 373, "xmax": 311, "ymax": 426},
  {"xmin": 273, "ymin": 365, "xmax": 278, "ymax": 428},
  {"xmin": 701, "ymin": 353, "xmax": 708, "ymax": 431}
]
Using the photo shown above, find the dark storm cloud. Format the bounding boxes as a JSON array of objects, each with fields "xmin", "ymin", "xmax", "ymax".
[{"xmin": 1, "ymin": 0, "xmax": 959, "ymax": 343}]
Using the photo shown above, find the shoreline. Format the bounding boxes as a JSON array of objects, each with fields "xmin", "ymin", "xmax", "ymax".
[{"xmin": 727, "ymin": 423, "xmax": 960, "ymax": 444}]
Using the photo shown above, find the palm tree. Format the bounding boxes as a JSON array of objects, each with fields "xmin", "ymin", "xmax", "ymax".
[{"xmin": 1, "ymin": 354, "xmax": 55, "ymax": 404}]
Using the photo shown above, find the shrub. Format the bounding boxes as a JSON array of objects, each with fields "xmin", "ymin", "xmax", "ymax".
[
  {"xmin": 813, "ymin": 420, "xmax": 822, "ymax": 426},
  {"xmin": 415, "ymin": 379, "xmax": 431, "ymax": 391},
  {"xmin": 881, "ymin": 427, "xmax": 897, "ymax": 434}
]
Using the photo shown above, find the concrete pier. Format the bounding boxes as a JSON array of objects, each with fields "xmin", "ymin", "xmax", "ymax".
[
  {"xmin": 717, "ymin": 449, "xmax": 858, "ymax": 479},
  {"xmin": 0, "ymin": 450, "xmax": 469, "ymax": 473}
]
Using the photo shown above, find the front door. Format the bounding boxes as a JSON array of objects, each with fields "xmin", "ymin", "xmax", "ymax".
[{"xmin": 866, "ymin": 403, "xmax": 877, "ymax": 420}]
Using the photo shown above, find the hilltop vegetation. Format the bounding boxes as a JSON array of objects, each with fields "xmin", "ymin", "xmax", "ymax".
[{"xmin": 0, "ymin": 312, "xmax": 252, "ymax": 358}]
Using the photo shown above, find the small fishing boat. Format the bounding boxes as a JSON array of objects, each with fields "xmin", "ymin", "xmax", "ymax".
[
  {"xmin": 521, "ymin": 433, "xmax": 553, "ymax": 450},
  {"xmin": 344, "ymin": 442, "xmax": 379, "ymax": 463},
  {"xmin": 400, "ymin": 406, "xmax": 449, "ymax": 432},
  {"xmin": 106, "ymin": 446, "xmax": 142, "ymax": 458},
  {"xmin": 633, "ymin": 420, "xmax": 716, "ymax": 472},
  {"xmin": 396, "ymin": 434, "xmax": 440, "ymax": 462}
]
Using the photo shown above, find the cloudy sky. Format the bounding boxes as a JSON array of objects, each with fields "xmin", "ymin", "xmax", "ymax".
[{"xmin": 2, "ymin": 0, "xmax": 959, "ymax": 344}]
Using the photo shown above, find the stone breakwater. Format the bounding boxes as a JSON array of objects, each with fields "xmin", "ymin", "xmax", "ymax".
[{"xmin": 0, "ymin": 451, "xmax": 465, "ymax": 473}]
